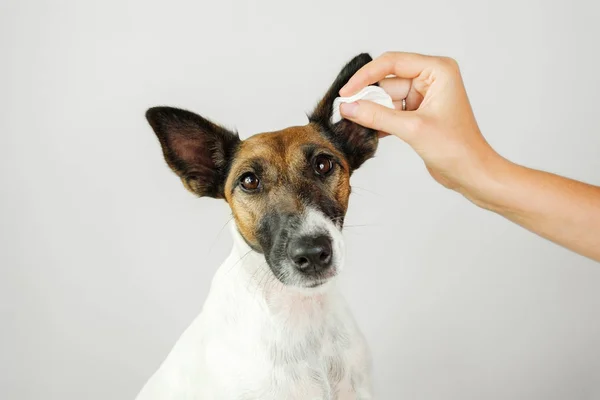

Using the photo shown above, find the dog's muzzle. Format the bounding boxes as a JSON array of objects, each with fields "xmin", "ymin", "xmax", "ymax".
[{"xmin": 258, "ymin": 208, "xmax": 345, "ymax": 288}]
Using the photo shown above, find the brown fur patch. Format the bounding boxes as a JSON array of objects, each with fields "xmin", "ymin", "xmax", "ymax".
[{"xmin": 224, "ymin": 125, "xmax": 351, "ymax": 248}]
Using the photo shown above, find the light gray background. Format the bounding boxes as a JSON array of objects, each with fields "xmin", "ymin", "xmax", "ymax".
[{"xmin": 2, "ymin": 0, "xmax": 599, "ymax": 399}]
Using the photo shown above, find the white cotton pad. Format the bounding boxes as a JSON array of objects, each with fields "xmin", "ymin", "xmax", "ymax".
[{"xmin": 330, "ymin": 85, "xmax": 395, "ymax": 124}]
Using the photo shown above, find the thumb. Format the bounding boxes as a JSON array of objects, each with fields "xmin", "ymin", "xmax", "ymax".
[{"xmin": 340, "ymin": 100, "xmax": 417, "ymax": 143}]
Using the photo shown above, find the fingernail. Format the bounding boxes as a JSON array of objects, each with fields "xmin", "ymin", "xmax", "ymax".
[
  {"xmin": 339, "ymin": 85, "xmax": 348, "ymax": 96},
  {"xmin": 340, "ymin": 102, "xmax": 358, "ymax": 117}
]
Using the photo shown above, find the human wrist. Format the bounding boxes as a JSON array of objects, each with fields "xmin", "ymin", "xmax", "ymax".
[{"xmin": 458, "ymin": 150, "xmax": 519, "ymax": 213}]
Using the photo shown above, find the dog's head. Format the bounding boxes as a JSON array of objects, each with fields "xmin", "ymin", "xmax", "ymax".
[{"xmin": 146, "ymin": 53, "xmax": 378, "ymax": 289}]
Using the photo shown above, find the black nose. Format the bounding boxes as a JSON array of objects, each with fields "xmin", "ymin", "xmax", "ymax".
[{"xmin": 288, "ymin": 235, "xmax": 333, "ymax": 274}]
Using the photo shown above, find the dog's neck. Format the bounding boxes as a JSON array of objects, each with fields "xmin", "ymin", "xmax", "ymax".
[{"xmin": 219, "ymin": 222, "xmax": 337, "ymax": 317}]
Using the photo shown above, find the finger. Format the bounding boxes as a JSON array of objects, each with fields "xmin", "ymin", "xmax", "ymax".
[
  {"xmin": 405, "ymin": 86, "xmax": 424, "ymax": 110},
  {"xmin": 340, "ymin": 52, "xmax": 435, "ymax": 96},
  {"xmin": 378, "ymin": 77, "xmax": 412, "ymax": 101},
  {"xmin": 377, "ymin": 131, "xmax": 391, "ymax": 138},
  {"xmin": 391, "ymin": 89, "xmax": 424, "ymax": 111},
  {"xmin": 340, "ymin": 100, "xmax": 418, "ymax": 143}
]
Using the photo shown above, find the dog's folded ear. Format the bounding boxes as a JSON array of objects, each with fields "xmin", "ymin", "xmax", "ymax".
[
  {"xmin": 310, "ymin": 53, "xmax": 378, "ymax": 173},
  {"xmin": 146, "ymin": 107, "xmax": 240, "ymax": 199}
]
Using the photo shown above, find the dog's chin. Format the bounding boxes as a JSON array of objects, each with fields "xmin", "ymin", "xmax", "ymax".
[
  {"xmin": 279, "ymin": 266, "xmax": 339, "ymax": 293},
  {"xmin": 287, "ymin": 275, "xmax": 337, "ymax": 295},
  {"xmin": 265, "ymin": 258, "xmax": 339, "ymax": 293},
  {"xmin": 298, "ymin": 267, "xmax": 338, "ymax": 288},
  {"xmin": 300, "ymin": 275, "xmax": 337, "ymax": 292}
]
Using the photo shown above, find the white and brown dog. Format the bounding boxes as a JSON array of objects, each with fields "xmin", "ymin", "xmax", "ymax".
[{"xmin": 137, "ymin": 54, "xmax": 379, "ymax": 400}]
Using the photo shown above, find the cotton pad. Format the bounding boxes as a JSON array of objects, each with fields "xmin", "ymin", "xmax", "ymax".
[{"xmin": 330, "ymin": 85, "xmax": 395, "ymax": 125}]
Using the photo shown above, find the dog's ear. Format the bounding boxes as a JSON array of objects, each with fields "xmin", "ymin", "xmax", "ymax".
[
  {"xmin": 310, "ymin": 53, "xmax": 378, "ymax": 172},
  {"xmin": 146, "ymin": 107, "xmax": 240, "ymax": 199}
]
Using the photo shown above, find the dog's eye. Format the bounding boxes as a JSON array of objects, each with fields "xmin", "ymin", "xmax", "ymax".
[
  {"xmin": 313, "ymin": 155, "xmax": 334, "ymax": 176},
  {"xmin": 240, "ymin": 172, "xmax": 260, "ymax": 192}
]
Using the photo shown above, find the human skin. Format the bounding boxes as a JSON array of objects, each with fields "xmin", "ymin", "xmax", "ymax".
[{"xmin": 339, "ymin": 51, "xmax": 600, "ymax": 262}]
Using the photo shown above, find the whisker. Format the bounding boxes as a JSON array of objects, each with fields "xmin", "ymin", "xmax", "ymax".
[
  {"xmin": 247, "ymin": 266, "xmax": 259, "ymax": 293},
  {"xmin": 207, "ymin": 215, "xmax": 234, "ymax": 256},
  {"xmin": 343, "ymin": 224, "xmax": 381, "ymax": 228},
  {"xmin": 352, "ymin": 186, "xmax": 382, "ymax": 197},
  {"xmin": 254, "ymin": 264, "xmax": 272, "ymax": 298},
  {"xmin": 226, "ymin": 249, "xmax": 253, "ymax": 274},
  {"xmin": 342, "ymin": 230, "xmax": 369, "ymax": 237},
  {"xmin": 249, "ymin": 260, "xmax": 269, "ymax": 293},
  {"xmin": 265, "ymin": 267, "xmax": 280, "ymax": 295},
  {"xmin": 246, "ymin": 262, "xmax": 264, "ymax": 292}
]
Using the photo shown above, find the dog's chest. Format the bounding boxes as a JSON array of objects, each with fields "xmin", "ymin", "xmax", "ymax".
[
  {"xmin": 200, "ymin": 286, "xmax": 366, "ymax": 399},
  {"xmin": 136, "ymin": 240, "xmax": 371, "ymax": 400}
]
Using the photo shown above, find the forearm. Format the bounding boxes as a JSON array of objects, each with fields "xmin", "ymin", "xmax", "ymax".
[
  {"xmin": 465, "ymin": 155, "xmax": 600, "ymax": 262},
  {"xmin": 336, "ymin": 51, "xmax": 600, "ymax": 262}
]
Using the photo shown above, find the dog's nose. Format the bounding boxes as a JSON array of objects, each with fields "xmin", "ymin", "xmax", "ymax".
[{"xmin": 288, "ymin": 235, "xmax": 333, "ymax": 274}]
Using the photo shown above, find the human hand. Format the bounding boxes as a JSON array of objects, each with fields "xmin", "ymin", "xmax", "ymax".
[
  {"xmin": 339, "ymin": 51, "xmax": 501, "ymax": 196},
  {"xmin": 339, "ymin": 51, "xmax": 600, "ymax": 262}
]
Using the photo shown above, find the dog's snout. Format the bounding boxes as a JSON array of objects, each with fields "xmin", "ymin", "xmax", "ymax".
[{"xmin": 288, "ymin": 235, "xmax": 332, "ymax": 274}]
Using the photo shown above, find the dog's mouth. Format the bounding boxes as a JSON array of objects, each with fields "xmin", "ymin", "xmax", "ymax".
[
  {"xmin": 303, "ymin": 274, "xmax": 335, "ymax": 289},
  {"xmin": 259, "ymin": 208, "xmax": 346, "ymax": 289}
]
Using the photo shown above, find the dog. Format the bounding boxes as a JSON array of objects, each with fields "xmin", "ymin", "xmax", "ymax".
[{"xmin": 136, "ymin": 53, "xmax": 379, "ymax": 400}]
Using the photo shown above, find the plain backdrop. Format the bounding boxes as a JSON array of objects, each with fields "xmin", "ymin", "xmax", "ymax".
[{"xmin": 2, "ymin": 1, "xmax": 599, "ymax": 399}]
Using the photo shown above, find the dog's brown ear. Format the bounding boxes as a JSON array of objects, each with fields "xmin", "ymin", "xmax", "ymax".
[
  {"xmin": 146, "ymin": 107, "xmax": 240, "ymax": 199},
  {"xmin": 310, "ymin": 53, "xmax": 378, "ymax": 173}
]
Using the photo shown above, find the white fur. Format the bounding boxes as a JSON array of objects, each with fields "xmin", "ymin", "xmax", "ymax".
[{"xmin": 135, "ymin": 209, "xmax": 372, "ymax": 400}]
